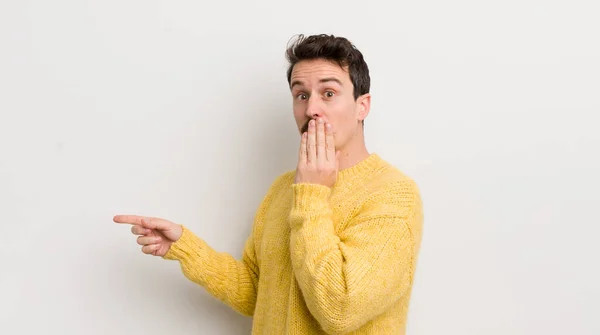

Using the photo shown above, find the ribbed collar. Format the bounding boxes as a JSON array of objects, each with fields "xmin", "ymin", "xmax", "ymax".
[{"xmin": 337, "ymin": 153, "xmax": 384, "ymax": 183}]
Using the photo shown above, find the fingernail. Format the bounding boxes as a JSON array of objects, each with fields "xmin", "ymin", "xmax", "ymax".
[
  {"xmin": 310, "ymin": 120, "xmax": 315, "ymax": 127},
  {"xmin": 318, "ymin": 118, "xmax": 323, "ymax": 123}
]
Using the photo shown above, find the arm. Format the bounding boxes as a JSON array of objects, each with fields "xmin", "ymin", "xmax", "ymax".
[
  {"xmin": 288, "ymin": 180, "xmax": 422, "ymax": 334},
  {"xmin": 114, "ymin": 173, "xmax": 291, "ymax": 316},
  {"xmin": 162, "ymin": 224, "xmax": 260, "ymax": 316},
  {"xmin": 160, "ymin": 173, "xmax": 290, "ymax": 316}
]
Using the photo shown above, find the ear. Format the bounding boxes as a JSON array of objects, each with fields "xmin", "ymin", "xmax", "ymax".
[{"xmin": 356, "ymin": 93, "xmax": 371, "ymax": 122}]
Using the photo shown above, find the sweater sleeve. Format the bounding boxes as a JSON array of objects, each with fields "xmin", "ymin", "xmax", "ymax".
[
  {"xmin": 162, "ymin": 224, "xmax": 260, "ymax": 316},
  {"xmin": 288, "ymin": 180, "xmax": 422, "ymax": 334},
  {"xmin": 160, "ymin": 173, "xmax": 289, "ymax": 316}
]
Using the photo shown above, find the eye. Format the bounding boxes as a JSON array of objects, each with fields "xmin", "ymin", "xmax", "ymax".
[
  {"xmin": 325, "ymin": 91, "xmax": 335, "ymax": 98},
  {"xmin": 296, "ymin": 93, "xmax": 308, "ymax": 100}
]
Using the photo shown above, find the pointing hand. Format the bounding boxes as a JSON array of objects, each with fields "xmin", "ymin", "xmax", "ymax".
[{"xmin": 113, "ymin": 215, "xmax": 183, "ymax": 257}]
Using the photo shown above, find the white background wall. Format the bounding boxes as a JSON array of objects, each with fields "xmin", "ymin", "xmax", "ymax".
[{"xmin": 1, "ymin": 0, "xmax": 598, "ymax": 334}]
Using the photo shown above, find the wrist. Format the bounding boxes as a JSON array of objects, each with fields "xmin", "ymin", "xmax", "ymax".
[{"xmin": 291, "ymin": 183, "xmax": 332, "ymax": 211}]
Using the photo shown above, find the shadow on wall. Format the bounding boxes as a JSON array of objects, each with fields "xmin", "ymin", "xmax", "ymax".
[
  {"xmin": 171, "ymin": 67, "xmax": 298, "ymax": 331},
  {"xmin": 256, "ymin": 100, "xmax": 300, "ymax": 175},
  {"xmin": 221, "ymin": 65, "xmax": 300, "ymax": 190},
  {"xmin": 172, "ymin": 100, "xmax": 296, "ymax": 333},
  {"xmin": 179, "ymin": 284, "xmax": 254, "ymax": 333}
]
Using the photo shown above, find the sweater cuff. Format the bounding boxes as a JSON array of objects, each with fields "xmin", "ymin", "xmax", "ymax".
[
  {"xmin": 291, "ymin": 183, "xmax": 332, "ymax": 212},
  {"xmin": 163, "ymin": 225, "xmax": 200, "ymax": 261}
]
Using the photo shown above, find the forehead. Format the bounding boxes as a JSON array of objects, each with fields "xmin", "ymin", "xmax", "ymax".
[{"xmin": 290, "ymin": 59, "xmax": 350, "ymax": 85}]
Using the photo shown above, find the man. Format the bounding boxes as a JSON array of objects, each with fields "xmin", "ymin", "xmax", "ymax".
[{"xmin": 114, "ymin": 34, "xmax": 423, "ymax": 334}]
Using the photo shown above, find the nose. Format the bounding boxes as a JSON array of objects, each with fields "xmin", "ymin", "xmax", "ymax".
[{"xmin": 305, "ymin": 96, "xmax": 323, "ymax": 119}]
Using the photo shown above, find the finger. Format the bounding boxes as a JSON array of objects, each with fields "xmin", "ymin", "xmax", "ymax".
[
  {"xmin": 137, "ymin": 235, "xmax": 161, "ymax": 246},
  {"xmin": 142, "ymin": 244, "xmax": 160, "ymax": 255},
  {"xmin": 325, "ymin": 122, "xmax": 335, "ymax": 162},
  {"xmin": 113, "ymin": 215, "xmax": 145, "ymax": 226},
  {"xmin": 316, "ymin": 118, "xmax": 326, "ymax": 165},
  {"xmin": 131, "ymin": 225, "xmax": 151, "ymax": 235},
  {"xmin": 307, "ymin": 119, "xmax": 316, "ymax": 164},
  {"xmin": 298, "ymin": 131, "xmax": 307, "ymax": 164}
]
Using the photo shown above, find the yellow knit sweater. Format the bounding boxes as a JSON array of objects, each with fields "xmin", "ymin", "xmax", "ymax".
[{"xmin": 163, "ymin": 153, "xmax": 423, "ymax": 334}]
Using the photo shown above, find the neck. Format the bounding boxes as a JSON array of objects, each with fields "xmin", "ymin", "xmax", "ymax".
[{"xmin": 337, "ymin": 130, "xmax": 370, "ymax": 171}]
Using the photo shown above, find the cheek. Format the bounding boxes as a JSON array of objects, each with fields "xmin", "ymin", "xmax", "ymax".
[
  {"xmin": 292, "ymin": 108, "xmax": 304, "ymax": 123},
  {"xmin": 331, "ymin": 111, "xmax": 353, "ymax": 128},
  {"xmin": 330, "ymin": 114, "xmax": 356, "ymax": 139}
]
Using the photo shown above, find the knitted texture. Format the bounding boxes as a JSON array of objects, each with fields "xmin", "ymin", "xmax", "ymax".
[{"xmin": 163, "ymin": 153, "xmax": 423, "ymax": 334}]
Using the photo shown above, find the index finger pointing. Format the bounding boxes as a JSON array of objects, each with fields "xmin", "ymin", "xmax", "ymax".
[{"xmin": 113, "ymin": 215, "xmax": 145, "ymax": 225}]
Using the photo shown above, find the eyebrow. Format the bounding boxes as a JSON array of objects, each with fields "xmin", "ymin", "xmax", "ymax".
[{"xmin": 290, "ymin": 77, "xmax": 343, "ymax": 89}]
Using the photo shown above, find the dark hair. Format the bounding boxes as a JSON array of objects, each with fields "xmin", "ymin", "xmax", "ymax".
[{"xmin": 285, "ymin": 34, "xmax": 370, "ymax": 100}]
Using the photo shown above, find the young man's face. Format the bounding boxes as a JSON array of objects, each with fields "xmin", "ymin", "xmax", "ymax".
[{"xmin": 289, "ymin": 58, "xmax": 370, "ymax": 151}]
